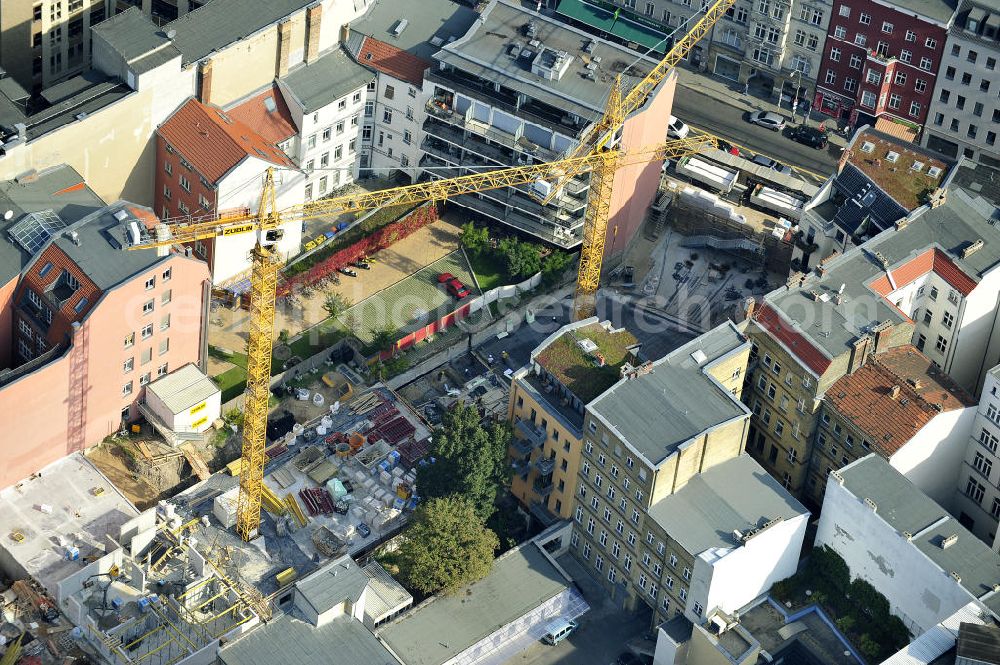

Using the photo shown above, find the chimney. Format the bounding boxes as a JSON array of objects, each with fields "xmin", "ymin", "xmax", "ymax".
[
  {"xmin": 277, "ymin": 20, "xmax": 292, "ymax": 78},
  {"xmin": 838, "ymin": 148, "xmax": 853, "ymax": 173},
  {"xmin": 941, "ymin": 534, "xmax": 958, "ymax": 549},
  {"xmin": 889, "ymin": 385, "xmax": 900, "ymax": 399},
  {"xmin": 962, "ymin": 239, "xmax": 984, "ymax": 258},
  {"xmin": 744, "ymin": 297, "xmax": 756, "ymax": 321},
  {"xmin": 848, "ymin": 335, "xmax": 870, "ymax": 374},
  {"xmin": 198, "ymin": 59, "xmax": 213, "ymax": 105},
  {"xmin": 929, "ymin": 187, "xmax": 947, "ymax": 208},
  {"xmin": 871, "ymin": 320, "xmax": 892, "ymax": 355},
  {"xmin": 305, "ymin": 4, "xmax": 323, "ymax": 64},
  {"xmin": 340, "ymin": 22, "xmax": 351, "ymax": 44}
]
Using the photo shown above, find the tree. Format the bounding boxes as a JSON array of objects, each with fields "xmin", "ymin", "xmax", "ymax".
[
  {"xmin": 323, "ymin": 292, "xmax": 350, "ymax": 319},
  {"xmin": 393, "ymin": 496, "xmax": 499, "ymax": 594},
  {"xmin": 368, "ymin": 325, "xmax": 398, "ymax": 354},
  {"xmin": 541, "ymin": 250, "xmax": 574, "ymax": 285},
  {"xmin": 460, "ymin": 221, "xmax": 490, "ymax": 256},
  {"xmin": 416, "ymin": 402, "xmax": 511, "ymax": 521},
  {"xmin": 498, "ymin": 237, "xmax": 541, "ymax": 278}
]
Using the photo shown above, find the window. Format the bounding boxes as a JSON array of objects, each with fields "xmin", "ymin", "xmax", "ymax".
[
  {"xmin": 936, "ymin": 335, "xmax": 948, "ymax": 353},
  {"xmin": 909, "ymin": 101, "xmax": 921, "ymax": 118},
  {"xmin": 322, "ymin": 128, "xmax": 331, "ymax": 143},
  {"xmin": 866, "ymin": 69, "xmax": 881, "ymax": 85},
  {"xmin": 974, "ymin": 452, "xmax": 993, "ymax": 479},
  {"xmin": 839, "ymin": 4, "xmax": 850, "ymax": 17},
  {"xmin": 942, "ymin": 311, "xmax": 954, "ymax": 329},
  {"xmin": 830, "ymin": 47, "xmax": 841, "ymax": 62},
  {"xmin": 859, "ymin": 12, "xmax": 870, "ymax": 24},
  {"xmin": 962, "ymin": 72, "xmax": 972, "ymax": 84},
  {"xmin": 683, "ymin": 566, "xmax": 691, "ymax": 580},
  {"xmin": 383, "ymin": 109, "xmax": 393, "ymax": 124},
  {"xmin": 122, "ymin": 381, "xmax": 133, "ymax": 397},
  {"xmin": 632, "ymin": 509, "xmax": 640, "ymax": 524},
  {"xmin": 849, "ymin": 53, "xmax": 862, "ymax": 69},
  {"xmin": 384, "ymin": 85, "xmax": 395, "ymax": 100},
  {"xmin": 582, "ymin": 543, "xmax": 591, "ymax": 560},
  {"xmin": 835, "ymin": 25, "xmax": 846, "ymax": 39},
  {"xmin": 594, "ymin": 555, "xmax": 604, "ymax": 572},
  {"xmin": 604, "ymin": 507, "xmax": 612, "ymax": 522},
  {"xmin": 895, "ymin": 71, "xmax": 907, "ymax": 86},
  {"xmin": 888, "ymin": 93, "xmax": 901, "ymax": 110},
  {"xmin": 623, "ymin": 554, "xmax": 632, "ymax": 571},
  {"xmin": 179, "ymin": 174, "xmax": 191, "ymax": 192},
  {"xmin": 966, "ymin": 476, "xmax": 985, "ymax": 503},
  {"xmin": 860, "ymin": 90, "xmax": 877, "ymax": 108},
  {"xmin": 919, "ymin": 57, "xmax": 933, "ymax": 71},
  {"xmin": 844, "ymin": 77, "xmax": 857, "ymax": 92},
  {"xmin": 854, "ymin": 33, "xmax": 867, "ymax": 47},
  {"xmin": 364, "ymin": 101, "xmax": 374, "ymax": 117},
  {"xmin": 160, "ymin": 314, "xmax": 170, "ymax": 332},
  {"xmin": 925, "ymin": 37, "xmax": 937, "ymax": 48},
  {"xmin": 933, "ymin": 113, "xmax": 944, "ymax": 126},
  {"xmin": 825, "ymin": 69, "xmax": 837, "ymax": 84},
  {"xmin": 905, "ymin": 29, "xmax": 916, "ymax": 41},
  {"xmin": 967, "ymin": 50, "xmax": 979, "ymax": 64},
  {"xmin": 881, "ymin": 21, "xmax": 893, "ymax": 33},
  {"xmin": 899, "ymin": 49, "xmax": 912, "ymax": 64}
]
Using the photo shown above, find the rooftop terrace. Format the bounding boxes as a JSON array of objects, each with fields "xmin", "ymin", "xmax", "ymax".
[{"xmin": 533, "ymin": 320, "xmax": 639, "ymax": 403}]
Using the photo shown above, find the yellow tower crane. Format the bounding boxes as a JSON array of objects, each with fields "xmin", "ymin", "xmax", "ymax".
[
  {"xmin": 536, "ymin": 0, "xmax": 737, "ymax": 318},
  {"xmin": 129, "ymin": 0, "xmax": 734, "ymax": 541}
]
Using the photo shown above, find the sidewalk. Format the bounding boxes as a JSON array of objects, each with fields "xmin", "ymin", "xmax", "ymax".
[{"xmin": 672, "ymin": 66, "xmax": 849, "ymax": 149}]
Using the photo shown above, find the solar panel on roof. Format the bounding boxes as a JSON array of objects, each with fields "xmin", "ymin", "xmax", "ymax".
[{"xmin": 7, "ymin": 209, "xmax": 68, "ymax": 254}]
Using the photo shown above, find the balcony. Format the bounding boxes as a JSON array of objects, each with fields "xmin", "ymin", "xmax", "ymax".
[
  {"xmin": 515, "ymin": 418, "xmax": 547, "ymax": 450},
  {"xmin": 425, "ymin": 105, "xmax": 561, "ymax": 162},
  {"xmin": 532, "ymin": 475, "xmax": 555, "ymax": 497},
  {"xmin": 866, "ymin": 50, "xmax": 896, "ymax": 67},
  {"xmin": 535, "ymin": 456, "xmax": 556, "ymax": 475},
  {"xmin": 511, "ymin": 453, "xmax": 532, "ymax": 477}
]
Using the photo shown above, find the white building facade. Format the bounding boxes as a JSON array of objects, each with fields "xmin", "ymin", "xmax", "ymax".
[{"xmin": 954, "ymin": 366, "xmax": 1000, "ymax": 552}]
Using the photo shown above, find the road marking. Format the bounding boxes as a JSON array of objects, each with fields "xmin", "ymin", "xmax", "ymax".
[{"xmin": 684, "ymin": 123, "xmax": 828, "ymax": 182}]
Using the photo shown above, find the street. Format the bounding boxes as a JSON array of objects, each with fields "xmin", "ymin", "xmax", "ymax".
[{"xmin": 672, "ymin": 87, "xmax": 840, "ymax": 179}]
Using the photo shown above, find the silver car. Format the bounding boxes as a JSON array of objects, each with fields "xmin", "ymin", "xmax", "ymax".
[{"xmin": 749, "ymin": 111, "xmax": 786, "ymax": 131}]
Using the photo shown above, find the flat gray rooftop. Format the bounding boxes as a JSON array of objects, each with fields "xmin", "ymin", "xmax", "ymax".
[
  {"xmin": 378, "ymin": 541, "xmax": 570, "ymax": 665},
  {"xmin": 51, "ymin": 201, "xmax": 171, "ymax": 290},
  {"xmin": 839, "ymin": 455, "xmax": 1000, "ymax": 617},
  {"xmin": 588, "ymin": 322, "xmax": 749, "ymax": 466},
  {"xmin": 280, "ymin": 47, "xmax": 374, "ymax": 114},
  {"xmin": 351, "ymin": 0, "xmax": 479, "ymax": 60},
  {"xmin": 92, "ymin": 7, "xmax": 172, "ymax": 62},
  {"xmin": 0, "ymin": 453, "xmax": 139, "ymax": 594},
  {"xmin": 762, "ymin": 187, "xmax": 1000, "ymax": 371},
  {"xmin": 435, "ymin": 0, "xmax": 657, "ymax": 119},
  {"xmin": 219, "ymin": 613, "xmax": 398, "ymax": 665},
  {"xmin": 647, "ymin": 454, "xmax": 807, "ymax": 554},
  {"xmin": 0, "ymin": 165, "xmax": 104, "ymax": 286},
  {"xmin": 295, "ymin": 555, "xmax": 369, "ymax": 615}
]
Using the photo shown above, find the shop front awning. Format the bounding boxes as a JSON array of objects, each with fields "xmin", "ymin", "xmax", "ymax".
[{"xmin": 556, "ymin": 0, "xmax": 669, "ymax": 53}]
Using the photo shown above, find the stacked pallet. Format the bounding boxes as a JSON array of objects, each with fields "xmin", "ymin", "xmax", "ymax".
[{"xmin": 298, "ymin": 487, "xmax": 335, "ymax": 516}]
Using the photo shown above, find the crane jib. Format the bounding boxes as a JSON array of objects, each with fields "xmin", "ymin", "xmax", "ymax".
[{"xmin": 222, "ymin": 224, "xmax": 256, "ymax": 236}]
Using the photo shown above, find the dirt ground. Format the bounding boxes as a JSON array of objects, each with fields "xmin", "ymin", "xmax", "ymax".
[{"xmin": 209, "ymin": 218, "xmax": 463, "ymax": 352}]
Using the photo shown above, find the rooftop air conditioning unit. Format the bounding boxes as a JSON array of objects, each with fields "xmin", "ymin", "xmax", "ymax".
[
  {"xmin": 390, "ymin": 19, "xmax": 408, "ymax": 38},
  {"xmin": 861, "ymin": 141, "xmax": 875, "ymax": 153},
  {"xmin": 886, "ymin": 151, "xmax": 899, "ymax": 163}
]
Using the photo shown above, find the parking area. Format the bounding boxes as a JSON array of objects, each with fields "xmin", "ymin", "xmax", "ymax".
[{"xmin": 506, "ymin": 553, "xmax": 652, "ymax": 665}]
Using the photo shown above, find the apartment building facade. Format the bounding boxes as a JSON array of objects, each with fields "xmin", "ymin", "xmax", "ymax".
[
  {"xmin": 813, "ymin": 0, "xmax": 953, "ymax": 126},
  {"xmin": 0, "ymin": 166, "xmax": 210, "ymax": 490},
  {"xmin": 345, "ymin": 34, "xmax": 430, "ymax": 183},
  {"xmin": 277, "ymin": 46, "xmax": 372, "ymax": 201},
  {"xmin": 817, "ymin": 455, "xmax": 1000, "ymax": 635},
  {"xmin": 747, "ymin": 168, "xmax": 1000, "ymax": 503},
  {"xmin": 155, "ymin": 98, "xmax": 304, "ymax": 284},
  {"xmin": 421, "ymin": 0, "xmax": 673, "ymax": 254},
  {"xmin": 953, "ymin": 365, "xmax": 1000, "ymax": 551},
  {"xmin": 0, "ymin": 0, "xmax": 107, "ymax": 92},
  {"xmin": 922, "ymin": 0, "xmax": 1000, "ymax": 164},
  {"xmin": 568, "ymin": 322, "xmax": 795, "ymax": 623},
  {"xmin": 507, "ymin": 319, "xmax": 641, "ymax": 524},
  {"xmin": 807, "ymin": 344, "xmax": 975, "ymax": 508}
]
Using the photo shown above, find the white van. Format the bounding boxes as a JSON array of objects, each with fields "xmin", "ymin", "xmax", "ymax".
[{"xmin": 542, "ymin": 618, "xmax": 579, "ymax": 645}]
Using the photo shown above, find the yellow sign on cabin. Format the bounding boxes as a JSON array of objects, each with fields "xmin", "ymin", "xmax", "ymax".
[
  {"xmin": 190, "ymin": 401, "xmax": 207, "ymax": 415},
  {"xmin": 221, "ymin": 224, "xmax": 255, "ymax": 236}
]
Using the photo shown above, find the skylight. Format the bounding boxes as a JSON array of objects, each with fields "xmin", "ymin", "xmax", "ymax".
[{"xmin": 8, "ymin": 210, "xmax": 68, "ymax": 255}]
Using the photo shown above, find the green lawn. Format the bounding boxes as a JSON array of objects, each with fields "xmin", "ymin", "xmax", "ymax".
[
  {"xmin": 214, "ymin": 366, "xmax": 248, "ymax": 403},
  {"xmin": 468, "ymin": 252, "xmax": 508, "ymax": 291}
]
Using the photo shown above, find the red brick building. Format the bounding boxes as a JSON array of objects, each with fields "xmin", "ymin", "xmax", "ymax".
[{"xmin": 814, "ymin": 0, "xmax": 954, "ymax": 126}]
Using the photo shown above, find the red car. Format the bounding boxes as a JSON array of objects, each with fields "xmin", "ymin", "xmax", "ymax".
[
  {"xmin": 437, "ymin": 272, "xmax": 455, "ymax": 283},
  {"xmin": 445, "ymin": 277, "xmax": 471, "ymax": 299}
]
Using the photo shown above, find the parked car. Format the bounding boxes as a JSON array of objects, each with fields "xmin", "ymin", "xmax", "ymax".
[
  {"xmin": 667, "ymin": 115, "xmax": 690, "ymax": 139},
  {"xmin": 751, "ymin": 154, "xmax": 793, "ymax": 175},
  {"xmin": 357, "ymin": 522, "xmax": 371, "ymax": 538},
  {"xmin": 717, "ymin": 139, "xmax": 742, "ymax": 156},
  {"xmin": 748, "ymin": 110, "xmax": 787, "ymax": 131},
  {"xmin": 445, "ymin": 277, "xmax": 471, "ymax": 299},
  {"xmin": 542, "ymin": 618, "xmax": 579, "ymax": 645},
  {"xmin": 437, "ymin": 272, "xmax": 455, "ymax": 283},
  {"xmin": 789, "ymin": 124, "xmax": 829, "ymax": 149}
]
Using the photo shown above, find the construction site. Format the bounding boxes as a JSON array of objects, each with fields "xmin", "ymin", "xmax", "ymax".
[{"xmin": 0, "ymin": 377, "xmax": 430, "ymax": 665}]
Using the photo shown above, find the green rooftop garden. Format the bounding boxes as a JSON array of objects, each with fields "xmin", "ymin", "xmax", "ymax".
[{"xmin": 535, "ymin": 323, "xmax": 638, "ymax": 403}]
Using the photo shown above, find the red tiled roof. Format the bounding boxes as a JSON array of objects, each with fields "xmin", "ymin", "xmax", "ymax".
[
  {"xmin": 826, "ymin": 345, "xmax": 974, "ymax": 454},
  {"xmin": 868, "ymin": 248, "xmax": 977, "ymax": 297},
  {"xmin": 357, "ymin": 36, "xmax": 431, "ymax": 87},
  {"xmin": 754, "ymin": 303, "xmax": 832, "ymax": 376},
  {"xmin": 226, "ymin": 85, "xmax": 298, "ymax": 146},
  {"xmin": 157, "ymin": 98, "xmax": 296, "ymax": 185}
]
